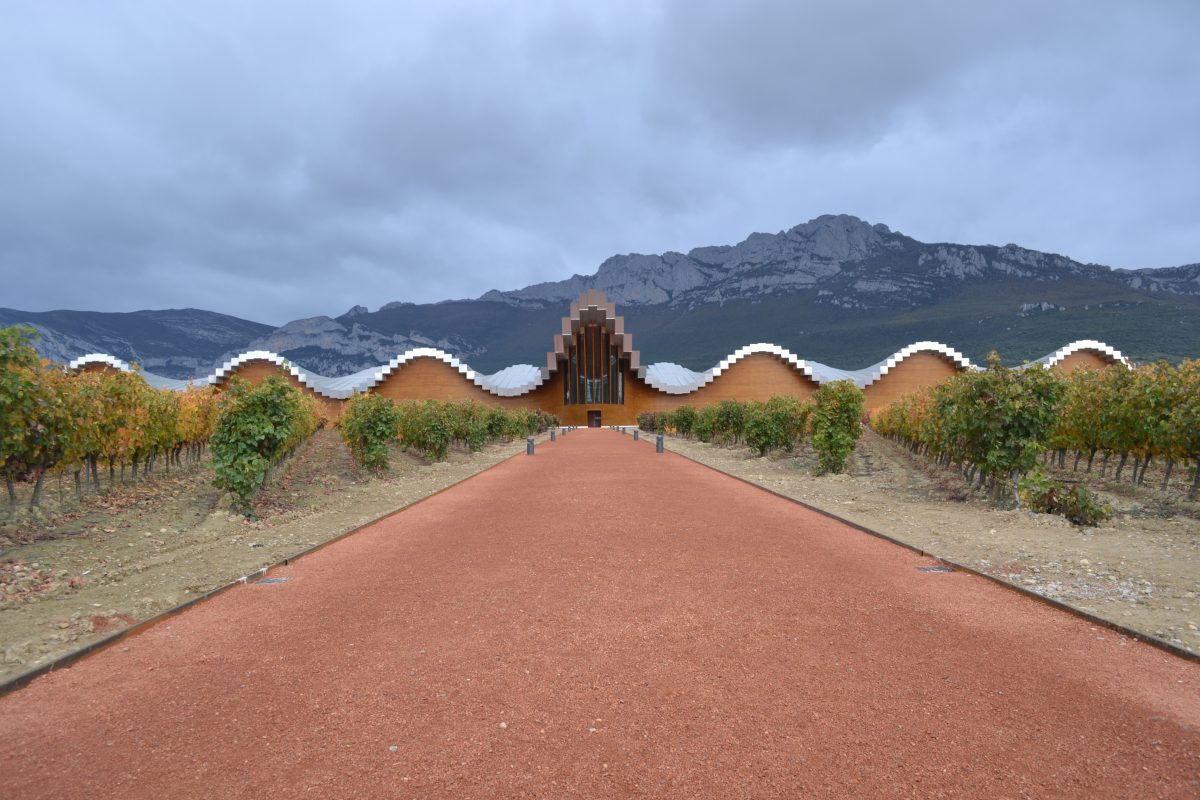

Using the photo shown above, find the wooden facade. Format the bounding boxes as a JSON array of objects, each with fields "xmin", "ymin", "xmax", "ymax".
[
  {"xmin": 220, "ymin": 361, "xmax": 344, "ymax": 423},
  {"xmin": 1049, "ymin": 349, "xmax": 1114, "ymax": 374},
  {"xmin": 78, "ymin": 362, "xmax": 122, "ymax": 377},
  {"xmin": 861, "ymin": 352, "xmax": 963, "ymax": 413}
]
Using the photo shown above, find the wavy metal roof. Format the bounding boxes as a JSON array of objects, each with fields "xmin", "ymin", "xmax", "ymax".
[
  {"xmin": 66, "ymin": 339, "xmax": 1124, "ymax": 400},
  {"xmin": 639, "ymin": 341, "xmax": 976, "ymax": 394},
  {"xmin": 1020, "ymin": 339, "xmax": 1131, "ymax": 369},
  {"xmin": 67, "ymin": 348, "xmax": 549, "ymax": 399}
]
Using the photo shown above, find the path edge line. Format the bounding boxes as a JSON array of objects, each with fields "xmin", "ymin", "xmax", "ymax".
[
  {"xmin": 0, "ymin": 436, "xmax": 549, "ymax": 698},
  {"xmin": 664, "ymin": 442, "xmax": 1200, "ymax": 665}
]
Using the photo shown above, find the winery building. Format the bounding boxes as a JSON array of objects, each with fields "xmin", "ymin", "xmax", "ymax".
[{"xmin": 70, "ymin": 290, "xmax": 1130, "ymax": 426}]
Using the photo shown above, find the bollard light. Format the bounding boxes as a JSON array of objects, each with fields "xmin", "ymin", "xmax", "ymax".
[
  {"xmin": 550, "ymin": 428, "xmax": 556, "ymax": 442},
  {"xmin": 656, "ymin": 434, "xmax": 664, "ymax": 453},
  {"xmin": 527, "ymin": 437, "xmax": 534, "ymax": 456},
  {"xmin": 633, "ymin": 429, "xmax": 639, "ymax": 441}
]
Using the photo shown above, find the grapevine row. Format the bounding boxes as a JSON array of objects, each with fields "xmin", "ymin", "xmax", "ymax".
[
  {"xmin": 636, "ymin": 381, "xmax": 867, "ymax": 474},
  {"xmin": 340, "ymin": 394, "xmax": 558, "ymax": 470},
  {"xmin": 2, "ymin": 327, "xmax": 219, "ymax": 509},
  {"xmin": 871, "ymin": 354, "xmax": 1200, "ymax": 502}
]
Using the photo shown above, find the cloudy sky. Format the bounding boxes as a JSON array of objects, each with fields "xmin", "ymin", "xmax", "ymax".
[{"xmin": 2, "ymin": 1, "xmax": 1198, "ymax": 325}]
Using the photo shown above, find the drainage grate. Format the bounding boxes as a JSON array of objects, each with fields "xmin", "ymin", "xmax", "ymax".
[
  {"xmin": 917, "ymin": 565, "xmax": 954, "ymax": 573},
  {"xmin": 256, "ymin": 577, "xmax": 290, "ymax": 584}
]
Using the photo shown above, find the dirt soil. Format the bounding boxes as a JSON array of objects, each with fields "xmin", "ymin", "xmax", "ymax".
[
  {"xmin": 0, "ymin": 430, "xmax": 535, "ymax": 683},
  {"xmin": 1, "ymin": 429, "xmax": 1197, "ymax": 799},
  {"xmin": 664, "ymin": 430, "xmax": 1200, "ymax": 654}
]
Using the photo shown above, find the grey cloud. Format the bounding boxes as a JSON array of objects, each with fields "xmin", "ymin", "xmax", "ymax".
[
  {"xmin": 0, "ymin": 1, "xmax": 1197, "ymax": 324},
  {"xmin": 649, "ymin": 0, "xmax": 1055, "ymax": 146}
]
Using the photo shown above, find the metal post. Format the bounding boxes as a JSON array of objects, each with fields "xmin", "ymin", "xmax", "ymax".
[
  {"xmin": 633, "ymin": 429, "xmax": 639, "ymax": 441},
  {"xmin": 527, "ymin": 437, "xmax": 534, "ymax": 456},
  {"xmin": 656, "ymin": 434, "xmax": 664, "ymax": 453},
  {"xmin": 550, "ymin": 428, "xmax": 556, "ymax": 442}
]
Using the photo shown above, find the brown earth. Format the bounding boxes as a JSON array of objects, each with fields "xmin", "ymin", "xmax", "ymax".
[
  {"xmin": 0, "ymin": 430, "xmax": 535, "ymax": 683},
  {"xmin": 664, "ymin": 429, "xmax": 1200, "ymax": 654},
  {"xmin": 0, "ymin": 429, "xmax": 1197, "ymax": 799}
]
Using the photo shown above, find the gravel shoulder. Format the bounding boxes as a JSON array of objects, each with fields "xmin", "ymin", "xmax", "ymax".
[
  {"xmin": 0, "ymin": 430, "xmax": 535, "ymax": 684},
  {"xmin": 665, "ymin": 429, "xmax": 1200, "ymax": 654}
]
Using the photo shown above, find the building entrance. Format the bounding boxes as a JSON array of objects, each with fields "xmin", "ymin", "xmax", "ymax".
[{"xmin": 587, "ymin": 410, "xmax": 601, "ymax": 427}]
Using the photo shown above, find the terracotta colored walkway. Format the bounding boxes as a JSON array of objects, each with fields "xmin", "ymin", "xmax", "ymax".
[{"xmin": 1, "ymin": 430, "xmax": 1198, "ymax": 799}]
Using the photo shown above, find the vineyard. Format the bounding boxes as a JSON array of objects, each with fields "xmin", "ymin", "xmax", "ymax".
[
  {"xmin": 871, "ymin": 354, "xmax": 1200, "ymax": 514},
  {"xmin": 638, "ymin": 380, "xmax": 867, "ymax": 474},
  {"xmin": 341, "ymin": 393, "xmax": 556, "ymax": 469},
  {"xmin": 6, "ymin": 316, "xmax": 1197, "ymax": 524},
  {"xmin": 636, "ymin": 355, "xmax": 1200, "ymax": 526},
  {"xmin": 2, "ymin": 327, "xmax": 220, "ymax": 511},
  {"xmin": 1, "ymin": 327, "xmax": 557, "ymax": 518}
]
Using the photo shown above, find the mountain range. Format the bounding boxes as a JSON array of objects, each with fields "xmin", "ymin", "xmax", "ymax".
[{"xmin": 4, "ymin": 215, "xmax": 1198, "ymax": 377}]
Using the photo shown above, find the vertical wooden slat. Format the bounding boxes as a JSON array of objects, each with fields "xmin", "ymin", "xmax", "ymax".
[
  {"xmin": 606, "ymin": 340, "xmax": 612, "ymax": 404},
  {"xmin": 598, "ymin": 327, "xmax": 602, "ymax": 403},
  {"xmin": 611, "ymin": 343, "xmax": 616, "ymax": 403},
  {"xmin": 604, "ymin": 335, "xmax": 614, "ymax": 402},
  {"xmin": 597, "ymin": 326, "xmax": 604, "ymax": 400},
  {"xmin": 597, "ymin": 327, "xmax": 603, "ymax": 401}
]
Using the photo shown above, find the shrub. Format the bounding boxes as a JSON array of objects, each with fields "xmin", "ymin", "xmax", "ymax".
[
  {"xmin": 672, "ymin": 406, "xmax": 697, "ymax": 438},
  {"xmin": 445, "ymin": 401, "xmax": 490, "ymax": 451},
  {"xmin": 811, "ymin": 380, "xmax": 865, "ymax": 474},
  {"xmin": 485, "ymin": 406, "xmax": 509, "ymax": 440},
  {"xmin": 397, "ymin": 400, "xmax": 452, "ymax": 461},
  {"xmin": 637, "ymin": 411, "xmax": 665, "ymax": 433},
  {"xmin": 694, "ymin": 406, "xmax": 717, "ymax": 442},
  {"xmin": 712, "ymin": 400, "xmax": 747, "ymax": 445},
  {"xmin": 341, "ymin": 393, "xmax": 402, "ymax": 471},
  {"xmin": 1020, "ymin": 471, "xmax": 1112, "ymax": 526},
  {"xmin": 745, "ymin": 396, "xmax": 811, "ymax": 457},
  {"xmin": 499, "ymin": 408, "xmax": 526, "ymax": 440},
  {"xmin": 211, "ymin": 377, "xmax": 318, "ymax": 516}
]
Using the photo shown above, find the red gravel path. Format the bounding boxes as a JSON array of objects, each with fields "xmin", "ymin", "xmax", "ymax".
[{"xmin": 1, "ymin": 430, "xmax": 1198, "ymax": 798}]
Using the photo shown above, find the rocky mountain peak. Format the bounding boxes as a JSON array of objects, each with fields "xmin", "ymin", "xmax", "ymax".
[
  {"xmin": 479, "ymin": 214, "xmax": 905, "ymax": 308},
  {"xmin": 782, "ymin": 213, "xmax": 891, "ymax": 261},
  {"xmin": 471, "ymin": 213, "xmax": 1200, "ymax": 314}
]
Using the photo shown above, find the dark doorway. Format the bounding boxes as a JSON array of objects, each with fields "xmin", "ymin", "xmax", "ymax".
[{"xmin": 587, "ymin": 410, "xmax": 601, "ymax": 427}]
